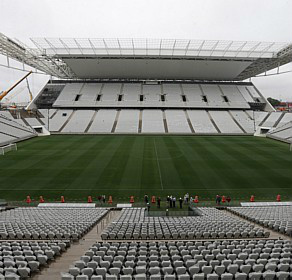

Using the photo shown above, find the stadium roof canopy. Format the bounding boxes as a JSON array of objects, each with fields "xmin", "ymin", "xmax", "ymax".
[{"xmin": 1, "ymin": 33, "xmax": 292, "ymax": 81}]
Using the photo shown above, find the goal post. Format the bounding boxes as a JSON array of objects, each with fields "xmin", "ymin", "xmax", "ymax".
[{"xmin": 0, "ymin": 143, "xmax": 17, "ymax": 155}]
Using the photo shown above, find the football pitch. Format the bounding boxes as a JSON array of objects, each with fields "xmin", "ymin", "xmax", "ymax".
[{"xmin": 0, "ymin": 135, "xmax": 291, "ymax": 202}]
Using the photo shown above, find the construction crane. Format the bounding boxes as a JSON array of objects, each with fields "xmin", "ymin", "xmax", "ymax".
[{"xmin": 0, "ymin": 71, "xmax": 33, "ymax": 106}]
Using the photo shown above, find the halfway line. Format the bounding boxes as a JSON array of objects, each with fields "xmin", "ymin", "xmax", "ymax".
[{"xmin": 154, "ymin": 138, "xmax": 164, "ymax": 190}]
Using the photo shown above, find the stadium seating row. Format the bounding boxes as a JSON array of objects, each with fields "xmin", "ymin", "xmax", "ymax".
[
  {"xmin": 32, "ymin": 109, "xmax": 291, "ymax": 134},
  {"xmin": 0, "ymin": 208, "xmax": 108, "ymax": 240},
  {"xmin": 47, "ymin": 109, "xmax": 255, "ymax": 134},
  {"xmin": 0, "ymin": 113, "xmax": 36, "ymax": 146},
  {"xmin": 1, "ymin": 108, "xmax": 290, "ymax": 137},
  {"xmin": 53, "ymin": 83, "xmax": 260, "ymax": 109},
  {"xmin": 61, "ymin": 239, "xmax": 292, "ymax": 280},
  {"xmin": 228, "ymin": 206, "xmax": 292, "ymax": 237},
  {"xmin": 0, "ymin": 240, "xmax": 69, "ymax": 279},
  {"xmin": 266, "ymin": 122, "xmax": 292, "ymax": 143},
  {"xmin": 101, "ymin": 208, "xmax": 269, "ymax": 240}
]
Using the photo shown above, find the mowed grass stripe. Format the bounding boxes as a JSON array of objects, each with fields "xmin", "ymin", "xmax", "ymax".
[
  {"xmin": 205, "ymin": 137, "xmax": 273, "ymax": 194},
  {"xmin": 96, "ymin": 136, "xmax": 136, "ymax": 189},
  {"xmin": 217, "ymin": 137, "xmax": 292, "ymax": 189},
  {"xmin": 47, "ymin": 136, "xmax": 113, "ymax": 191},
  {"xmin": 154, "ymin": 137, "xmax": 186, "ymax": 191},
  {"xmin": 0, "ymin": 136, "xmax": 83, "ymax": 189},
  {"xmin": 140, "ymin": 137, "xmax": 162, "ymax": 192},
  {"xmin": 180, "ymin": 137, "xmax": 231, "ymax": 196},
  {"xmin": 161, "ymin": 137, "xmax": 205, "ymax": 193}
]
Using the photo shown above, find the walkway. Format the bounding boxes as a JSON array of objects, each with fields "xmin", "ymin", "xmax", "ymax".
[{"xmin": 33, "ymin": 210, "xmax": 121, "ymax": 280}]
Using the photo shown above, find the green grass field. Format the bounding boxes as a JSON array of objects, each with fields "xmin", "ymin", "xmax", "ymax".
[{"xmin": 0, "ymin": 135, "xmax": 291, "ymax": 202}]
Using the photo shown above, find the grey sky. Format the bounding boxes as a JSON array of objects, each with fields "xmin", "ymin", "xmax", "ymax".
[{"xmin": 0, "ymin": 0, "xmax": 291, "ymax": 103}]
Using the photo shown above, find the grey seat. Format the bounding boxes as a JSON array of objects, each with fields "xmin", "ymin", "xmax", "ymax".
[
  {"xmin": 149, "ymin": 267, "xmax": 160, "ymax": 275},
  {"xmin": 69, "ymin": 267, "xmax": 80, "ymax": 277},
  {"xmin": 105, "ymin": 276, "xmax": 117, "ymax": 280},
  {"xmin": 263, "ymin": 271, "xmax": 276, "ymax": 280},
  {"xmin": 100, "ymin": 261, "xmax": 111, "ymax": 269},
  {"xmin": 221, "ymin": 273, "xmax": 233, "ymax": 280},
  {"xmin": 150, "ymin": 275, "xmax": 161, "ymax": 280},
  {"xmin": 82, "ymin": 268, "xmax": 94, "ymax": 277},
  {"xmin": 134, "ymin": 274, "xmax": 147, "ymax": 280},
  {"xmin": 276, "ymin": 271, "xmax": 290, "ymax": 280},
  {"xmin": 252, "ymin": 264, "xmax": 264, "ymax": 272},
  {"xmin": 214, "ymin": 265, "xmax": 225, "ymax": 275},
  {"xmin": 87, "ymin": 261, "xmax": 98, "ymax": 269},
  {"xmin": 248, "ymin": 272, "xmax": 262, "ymax": 280},
  {"xmin": 125, "ymin": 257, "xmax": 136, "ymax": 265},
  {"xmin": 112, "ymin": 261, "xmax": 123, "ymax": 268},
  {"xmin": 185, "ymin": 260, "xmax": 196, "ymax": 268},
  {"xmin": 96, "ymin": 267, "xmax": 107, "ymax": 276},
  {"xmin": 178, "ymin": 274, "xmax": 190, "ymax": 280},
  {"xmin": 91, "ymin": 276, "xmax": 104, "ymax": 280},
  {"xmin": 75, "ymin": 260, "xmax": 86, "ymax": 270},
  {"xmin": 76, "ymin": 276, "xmax": 89, "ymax": 280},
  {"xmin": 61, "ymin": 273, "xmax": 74, "ymax": 280},
  {"xmin": 123, "ymin": 267, "xmax": 134, "ymax": 275},
  {"xmin": 227, "ymin": 264, "xmax": 238, "ymax": 275},
  {"xmin": 240, "ymin": 264, "xmax": 251, "ymax": 274},
  {"xmin": 176, "ymin": 267, "xmax": 187, "ymax": 275},
  {"xmin": 192, "ymin": 274, "xmax": 205, "ymax": 280},
  {"xmin": 234, "ymin": 272, "xmax": 247, "ymax": 280},
  {"xmin": 162, "ymin": 266, "xmax": 173, "ymax": 275},
  {"xmin": 149, "ymin": 261, "xmax": 159, "ymax": 267},
  {"xmin": 207, "ymin": 273, "xmax": 219, "ymax": 280},
  {"xmin": 17, "ymin": 267, "xmax": 30, "ymax": 278},
  {"xmin": 37, "ymin": 255, "xmax": 48, "ymax": 265},
  {"xmin": 174, "ymin": 260, "xmax": 184, "ymax": 268},
  {"xmin": 265, "ymin": 263, "xmax": 277, "ymax": 271},
  {"xmin": 189, "ymin": 265, "xmax": 200, "ymax": 276},
  {"xmin": 109, "ymin": 267, "xmax": 121, "ymax": 275},
  {"xmin": 135, "ymin": 266, "xmax": 146, "ymax": 274},
  {"xmin": 28, "ymin": 261, "xmax": 39, "ymax": 272},
  {"xmin": 164, "ymin": 275, "xmax": 176, "ymax": 280},
  {"xmin": 278, "ymin": 263, "xmax": 289, "ymax": 272},
  {"xmin": 202, "ymin": 265, "xmax": 213, "ymax": 276},
  {"xmin": 4, "ymin": 273, "xmax": 20, "ymax": 280}
]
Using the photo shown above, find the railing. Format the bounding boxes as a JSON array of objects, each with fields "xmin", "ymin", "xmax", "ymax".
[{"xmin": 145, "ymin": 207, "xmax": 202, "ymax": 217}]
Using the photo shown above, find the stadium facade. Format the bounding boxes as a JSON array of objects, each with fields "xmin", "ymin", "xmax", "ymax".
[{"xmin": 1, "ymin": 34, "xmax": 292, "ymax": 144}]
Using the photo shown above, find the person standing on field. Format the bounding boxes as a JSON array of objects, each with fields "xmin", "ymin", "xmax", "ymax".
[
  {"xmin": 147, "ymin": 202, "xmax": 150, "ymax": 212},
  {"xmin": 179, "ymin": 197, "xmax": 183, "ymax": 209},
  {"xmin": 215, "ymin": 195, "xmax": 220, "ymax": 205},
  {"xmin": 173, "ymin": 196, "xmax": 176, "ymax": 208},
  {"xmin": 157, "ymin": 197, "xmax": 161, "ymax": 208}
]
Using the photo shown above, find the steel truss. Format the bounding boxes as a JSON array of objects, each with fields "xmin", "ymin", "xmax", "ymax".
[
  {"xmin": 0, "ymin": 32, "xmax": 76, "ymax": 78},
  {"xmin": 1, "ymin": 33, "xmax": 291, "ymax": 80}
]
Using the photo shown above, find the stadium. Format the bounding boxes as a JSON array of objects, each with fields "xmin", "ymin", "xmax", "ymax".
[{"xmin": 0, "ymin": 2, "xmax": 292, "ymax": 278}]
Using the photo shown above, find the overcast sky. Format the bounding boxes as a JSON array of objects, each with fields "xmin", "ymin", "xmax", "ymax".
[{"xmin": 0, "ymin": 0, "xmax": 292, "ymax": 103}]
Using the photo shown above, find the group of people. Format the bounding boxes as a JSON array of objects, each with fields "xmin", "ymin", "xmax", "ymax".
[
  {"xmin": 144, "ymin": 194, "xmax": 189, "ymax": 210},
  {"xmin": 166, "ymin": 195, "xmax": 184, "ymax": 209},
  {"xmin": 144, "ymin": 193, "xmax": 232, "ymax": 211},
  {"xmin": 97, "ymin": 195, "xmax": 106, "ymax": 203},
  {"xmin": 215, "ymin": 194, "xmax": 231, "ymax": 205}
]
